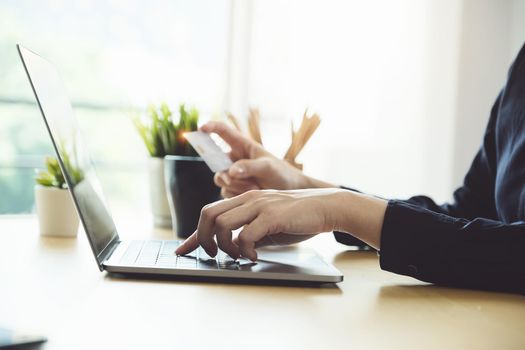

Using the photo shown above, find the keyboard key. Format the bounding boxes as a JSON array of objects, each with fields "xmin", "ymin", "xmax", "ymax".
[
  {"xmin": 219, "ymin": 259, "xmax": 240, "ymax": 270},
  {"xmin": 119, "ymin": 240, "xmax": 244, "ymax": 270},
  {"xmin": 197, "ymin": 259, "xmax": 218, "ymax": 269},
  {"xmin": 177, "ymin": 256, "xmax": 196, "ymax": 263},
  {"xmin": 120, "ymin": 241, "xmax": 144, "ymax": 265},
  {"xmin": 160, "ymin": 240, "xmax": 181, "ymax": 255},
  {"xmin": 136, "ymin": 241, "xmax": 162, "ymax": 265},
  {"xmin": 197, "ymin": 247, "xmax": 213, "ymax": 260}
]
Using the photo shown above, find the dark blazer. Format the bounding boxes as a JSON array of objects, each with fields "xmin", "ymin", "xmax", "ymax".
[{"xmin": 335, "ymin": 43, "xmax": 525, "ymax": 294}]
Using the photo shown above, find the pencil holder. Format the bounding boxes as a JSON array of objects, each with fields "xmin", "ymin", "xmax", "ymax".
[{"xmin": 164, "ymin": 155, "xmax": 221, "ymax": 238}]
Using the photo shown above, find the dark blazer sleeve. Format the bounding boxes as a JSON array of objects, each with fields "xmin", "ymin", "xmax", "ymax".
[
  {"xmin": 379, "ymin": 200, "xmax": 525, "ymax": 294},
  {"xmin": 379, "ymin": 90, "xmax": 525, "ymax": 294}
]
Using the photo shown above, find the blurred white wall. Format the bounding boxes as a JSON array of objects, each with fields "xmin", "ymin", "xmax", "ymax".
[
  {"xmin": 3, "ymin": 0, "xmax": 523, "ymax": 213},
  {"xmin": 227, "ymin": 0, "xmax": 525, "ymax": 202}
]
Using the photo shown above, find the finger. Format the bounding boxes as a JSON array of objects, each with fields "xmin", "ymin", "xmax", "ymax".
[
  {"xmin": 221, "ymin": 188, "xmax": 239, "ymax": 199},
  {"xmin": 200, "ymin": 121, "xmax": 247, "ymax": 151},
  {"xmin": 214, "ymin": 172, "xmax": 231, "ymax": 187},
  {"xmin": 228, "ymin": 158, "xmax": 272, "ymax": 180},
  {"xmin": 250, "ymin": 233, "xmax": 318, "ymax": 247},
  {"xmin": 223, "ymin": 179, "xmax": 260, "ymax": 194},
  {"xmin": 220, "ymin": 179, "xmax": 260, "ymax": 198},
  {"xmin": 214, "ymin": 205, "xmax": 259, "ymax": 259},
  {"xmin": 235, "ymin": 215, "xmax": 271, "ymax": 261},
  {"xmin": 254, "ymin": 235, "xmax": 277, "ymax": 248},
  {"xmin": 196, "ymin": 192, "xmax": 256, "ymax": 257},
  {"xmin": 214, "ymin": 224, "xmax": 239, "ymax": 259},
  {"xmin": 233, "ymin": 234, "xmax": 274, "ymax": 248},
  {"xmin": 175, "ymin": 231, "xmax": 198, "ymax": 255}
]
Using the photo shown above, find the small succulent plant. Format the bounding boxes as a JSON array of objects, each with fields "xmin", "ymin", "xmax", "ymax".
[
  {"xmin": 35, "ymin": 155, "xmax": 84, "ymax": 189},
  {"xmin": 133, "ymin": 102, "xmax": 199, "ymax": 157}
]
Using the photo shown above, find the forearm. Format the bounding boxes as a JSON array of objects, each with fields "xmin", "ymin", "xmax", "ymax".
[
  {"xmin": 304, "ymin": 175, "xmax": 337, "ymax": 189},
  {"xmin": 329, "ymin": 190, "xmax": 388, "ymax": 249}
]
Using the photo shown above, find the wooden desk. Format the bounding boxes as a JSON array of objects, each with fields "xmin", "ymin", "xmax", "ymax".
[{"xmin": 1, "ymin": 215, "xmax": 524, "ymax": 350}]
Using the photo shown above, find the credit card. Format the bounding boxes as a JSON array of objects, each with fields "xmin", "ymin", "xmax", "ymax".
[{"xmin": 184, "ymin": 131, "xmax": 233, "ymax": 172}]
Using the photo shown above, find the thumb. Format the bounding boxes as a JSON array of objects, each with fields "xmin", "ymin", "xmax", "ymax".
[{"xmin": 228, "ymin": 158, "xmax": 272, "ymax": 179}]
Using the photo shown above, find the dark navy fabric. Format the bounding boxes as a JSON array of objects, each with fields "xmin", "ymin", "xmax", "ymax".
[{"xmin": 377, "ymin": 43, "xmax": 525, "ymax": 293}]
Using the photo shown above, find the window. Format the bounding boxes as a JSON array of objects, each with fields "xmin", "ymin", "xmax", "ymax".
[{"xmin": 0, "ymin": 0, "xmax": 231, "ymax": 214}]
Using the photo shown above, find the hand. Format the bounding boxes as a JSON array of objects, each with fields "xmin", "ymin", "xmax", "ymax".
[
  {"xmin": 200, "ymin": 121, "xmax": 333, "ymax": 198},
  {"xmin": 200, "ymin": 121, "xmax": 270, "ymax": 162},
  {"xmin": 175, "ymin": 188, "xmax": 345, "ymax": 261},
  {"xmin": 216, "ymin": 156, "xmax": 314, "ymax": 197}
]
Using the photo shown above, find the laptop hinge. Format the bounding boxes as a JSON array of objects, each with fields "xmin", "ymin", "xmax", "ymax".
[{"xmin": 98, "ymin": 237, "xmax": 121, "ymax": 266}]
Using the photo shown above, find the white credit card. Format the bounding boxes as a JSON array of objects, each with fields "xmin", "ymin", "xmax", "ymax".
[{"xmin": 184, "ymin": 131, "xmax": 233, "ymax": 172}]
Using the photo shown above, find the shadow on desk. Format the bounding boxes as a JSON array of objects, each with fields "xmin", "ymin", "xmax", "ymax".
[
  {"xmin": 333, "ymin": 249, "xmax": 376, "ymax": 264},
  {"xmin": 379, "ymin": 283, "xmax": 525, "ymax": 298},
  {"xmin": 105, "ymin": 272, "xmax": 343, "ymax": 291}
]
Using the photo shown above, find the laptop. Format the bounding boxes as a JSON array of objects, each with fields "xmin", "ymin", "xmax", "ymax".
[{"xmin": 18, "ymin": 44, "xmax": 343, "ymax": 283}]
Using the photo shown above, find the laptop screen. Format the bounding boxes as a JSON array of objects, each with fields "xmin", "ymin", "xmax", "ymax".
[{"xmin": 18, "ymin": 45, "xmax": 119, "ymax": 269}]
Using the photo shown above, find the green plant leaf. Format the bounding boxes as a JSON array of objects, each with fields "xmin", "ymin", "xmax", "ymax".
[
  {"xmin": 37, "ymin": 142, "xmax": 85, "ymax": 188},
  {"xmin": 35, "ymin": 170, "xmax": 55, "ymax": 187},
  {"xmin": 133, "ymin": 102, "xmax": 200, "ymax": 157},
  {"xmin": 133, "ymin": 116, "xmax": 156, "ymax": 156}
]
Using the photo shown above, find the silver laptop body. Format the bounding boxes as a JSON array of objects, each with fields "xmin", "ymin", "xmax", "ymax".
[{"xmin": 18, "ymin": 44, "xmax": 343, "ymax": 283}]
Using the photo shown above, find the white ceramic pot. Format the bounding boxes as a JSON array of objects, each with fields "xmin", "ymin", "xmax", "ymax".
[
  {"xmin": 148, "ymin": 157, "xmax": 172, "ymax": 228},
  {"xmin": 34, "ymin": 185, "xmax": 80, "ymax": 237}
]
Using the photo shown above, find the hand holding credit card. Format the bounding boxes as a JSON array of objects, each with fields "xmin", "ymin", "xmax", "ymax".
[{"xmin": 184, "ymin": 131, "xmax": 233, "ymax": 172}]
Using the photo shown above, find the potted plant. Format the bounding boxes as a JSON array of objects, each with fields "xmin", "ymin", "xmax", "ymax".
[
  {"xmin": 34, "ymin": 156, "xmax": 82, "ymax": 237},
  {"xmin": 134, "ymin": 103, "xmax": 220, "ymax": 236}
]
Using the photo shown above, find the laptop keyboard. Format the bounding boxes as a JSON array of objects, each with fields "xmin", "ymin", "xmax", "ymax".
[{"xmin": 119, "ymin": 240, "xmax": 243, "ymax": 270}]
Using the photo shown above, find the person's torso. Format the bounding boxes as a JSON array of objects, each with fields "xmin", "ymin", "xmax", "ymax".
[{"xmin": 494, "ymin": 43, "xmax": 525, "ymax": 222}]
